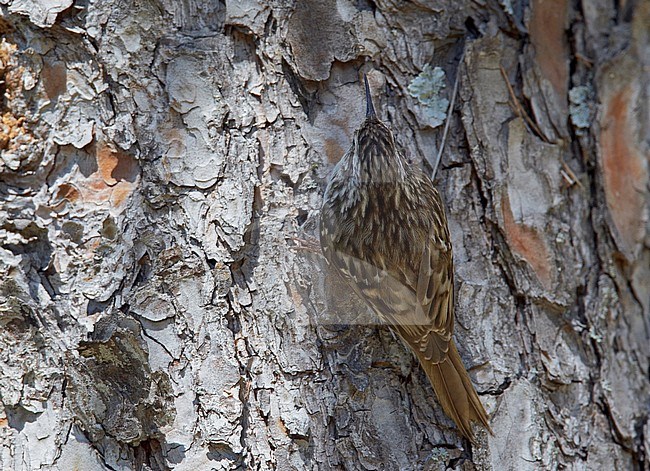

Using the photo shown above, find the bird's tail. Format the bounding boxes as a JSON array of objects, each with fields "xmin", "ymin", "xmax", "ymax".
[{"xmin": 417, "ymin": 341, "xmax": 492, "ymax": 443}]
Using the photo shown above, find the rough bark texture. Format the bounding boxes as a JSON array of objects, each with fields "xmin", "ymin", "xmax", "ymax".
[{"xmin": 0, "ymin": 1, "xmax": 648, "ymax": 470}]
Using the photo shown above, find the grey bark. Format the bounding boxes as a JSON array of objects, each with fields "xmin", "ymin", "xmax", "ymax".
[{"xmin": 0, "ymin": 1, "xmax": 648, "ymax": 470}]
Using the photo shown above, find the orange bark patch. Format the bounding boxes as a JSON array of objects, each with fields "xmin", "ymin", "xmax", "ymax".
[
  {"xmin": 96, "ymin": 144, "xmax": 139, "ymax": 186},
  {"xmin": 56, "ymin": 183, "xmax": 81, "ymax": 202},
  {"xmin": 96, "ymin": 145, "xmax": 121, "ymax": 186},
  {"xmin": 85, "ymin": 145, "xmax": 138, "ymax": 210},
  {"xmin": 53, "ymin": 146, "xmax": 138, "ymax": 212},
  {"xmin": 323, "ymin": 114, "xmax": 352, "ymax": 164},
  {"xmin": 110, "ymin": 150, "xmax": 139, "ymax": 183},
  {"xmin": 0, "ymin": 112, "xmax": 26, "ymax": 150},
  {"xmin": 0, "ymin": 40, "xmax": 31, "ymax": 153},
  {"xmin": 601, "ymin": 87, "xmax": 648, "ymax": 254},
  {"xmin": 110, "ymin": 182, "xmax": 134, "ymax": 208},
  {"xmin": 529, "ymin": 0, "xmax": 569, "ymax": 96},
  {"xmin": 41, "ymin": 60, "xmax": 67, "ymax": 99},
  {"xmin": 502, "ymin": 191, "xmax": 552, "ymax": 288},
  {"xmin": 324, "ymin": 137, "xmax": 345, "ymax": 164}
]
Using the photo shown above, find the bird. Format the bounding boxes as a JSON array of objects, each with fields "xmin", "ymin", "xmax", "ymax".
[{"xmin": 319, "ymin": 73, "xmax": 491, "ymax": 443}]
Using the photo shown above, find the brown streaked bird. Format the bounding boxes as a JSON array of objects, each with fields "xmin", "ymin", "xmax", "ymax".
[{"xmin": 319, "ymin": 74, "xmax": 491, "ymax": 442}]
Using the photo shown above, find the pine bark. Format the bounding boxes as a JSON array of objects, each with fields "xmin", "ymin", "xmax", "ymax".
[{"xmin": 0, "ymin": 1, "xmax": 648, "ymax": 470}]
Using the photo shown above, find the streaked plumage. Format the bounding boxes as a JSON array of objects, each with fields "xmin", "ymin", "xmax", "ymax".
[{"xmin": 320, "ymin": 74, "xmax": 491, "ymax": 442}]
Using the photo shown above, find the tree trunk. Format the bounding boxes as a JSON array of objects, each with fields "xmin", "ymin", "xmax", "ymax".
[{"xmin": 1, "ymin": 1, "xmax": 648, "ymax": 470}]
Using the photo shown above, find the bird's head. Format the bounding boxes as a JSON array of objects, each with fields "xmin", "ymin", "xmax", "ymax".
[{"xmin": 351, "ymin": 74, "xmax": 404, "ymax": 182}]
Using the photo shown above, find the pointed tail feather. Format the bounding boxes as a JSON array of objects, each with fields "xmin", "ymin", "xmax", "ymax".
[{"xmin": 417, "ymin": 341, "xmax": 492, "ymax": 442}]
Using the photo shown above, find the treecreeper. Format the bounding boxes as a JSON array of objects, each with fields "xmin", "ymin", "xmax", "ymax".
[{"xmin": 319, "ymin": 73, "xmax": 492, "ymax": 443}]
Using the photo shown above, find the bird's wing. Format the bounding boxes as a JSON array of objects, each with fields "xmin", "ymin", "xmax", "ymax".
[
  {"xmin": 327, "ymin": 230, "xmax": 454, "ymax": 364},
  {"xmin": 407, "ymin": 233, "xmax": 454, "ymax": 363}
]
